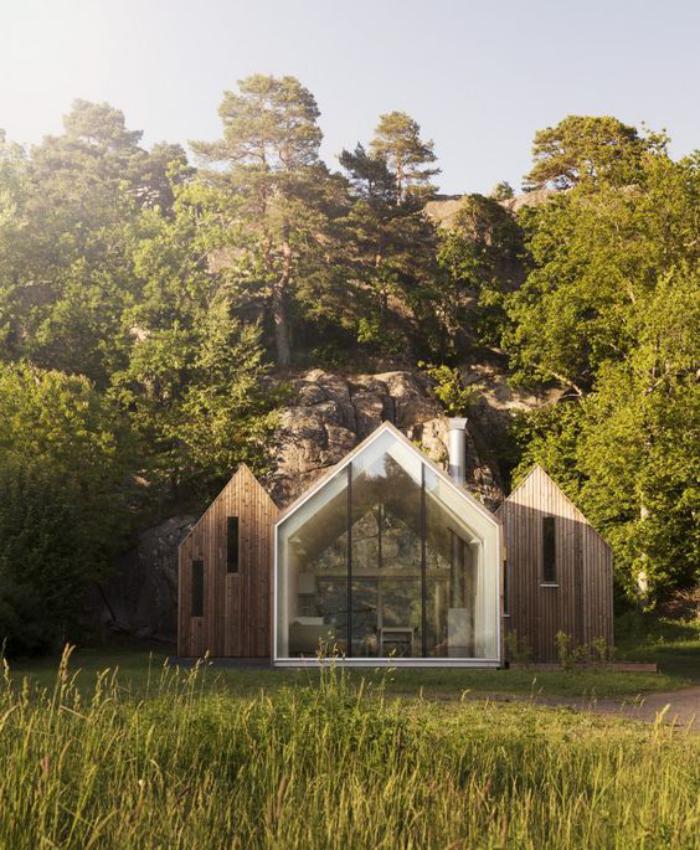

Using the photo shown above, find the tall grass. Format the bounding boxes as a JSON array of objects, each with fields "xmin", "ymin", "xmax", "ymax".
[{"xmin": 0, "ymin": 647, "xmax": 698, "ymax": 849}]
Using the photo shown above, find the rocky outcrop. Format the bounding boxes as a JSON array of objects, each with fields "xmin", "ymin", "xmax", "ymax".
[
  {"xmin": 424, "ymin": 188, "xmax": 556, "ymax": 229},
  {"xmin": 94, "ymin": 515, "xmax": 194, "ymax": 642},
  {"xmin": 264, "ymin": 368, "xmax": 503, "ymax": 509}
]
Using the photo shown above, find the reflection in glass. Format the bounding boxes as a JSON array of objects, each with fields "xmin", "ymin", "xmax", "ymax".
[{"xmin": 276, "ymin": 430, "xmax": 499, "ymax": 660}]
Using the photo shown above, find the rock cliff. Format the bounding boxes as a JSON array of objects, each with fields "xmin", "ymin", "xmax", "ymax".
[{"xmin": 265, "ymin": 368, "xmax": 503, "ymax": 509}]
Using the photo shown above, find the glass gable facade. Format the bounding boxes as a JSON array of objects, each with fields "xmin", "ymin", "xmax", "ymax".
[{"xmin": 275, "ymin": 428, "xmax": 500, "ymax": 663}]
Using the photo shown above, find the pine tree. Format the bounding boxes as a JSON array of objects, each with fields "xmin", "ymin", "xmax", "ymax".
[
  {"xmin": 191, "ymin": 75, "xmax": 340, "ymax": 365},
  {"xmin": 369, "ymin": 111, "xmax": 439, "ymax": 202}
]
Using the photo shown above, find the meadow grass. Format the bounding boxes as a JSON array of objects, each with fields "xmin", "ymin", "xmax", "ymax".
[
  {"xmin": 10, "ymin": 645, "xmax": 686, "ymax": 701},
  {"xmin": 0, "ymin": 647, "xmax": 698, "ymax": 850}
]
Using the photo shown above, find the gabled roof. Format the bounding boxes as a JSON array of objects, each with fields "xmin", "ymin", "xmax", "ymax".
[
  {"xmin": 275, "ymin": 420, "xmax": 500, "ymax": 529},
  {"xmin": 503, "ymin": 464, "xmax": 611, "ymax": 551},
  {"xmin": 179, "ymin": 463, "xmax": 276, "ymax": 548}
]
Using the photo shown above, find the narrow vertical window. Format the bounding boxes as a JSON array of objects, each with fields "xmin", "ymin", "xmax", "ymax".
[
  {"xmin": 191, "ymin": 560, "xmax": 204, "ymax": 617},
  {"xmin": 542, "ymin": 516, "xmax": 556, "ymax": 583},
  {"xmin": 503, "ymin": 560, "xmax": 510, "ymax": 614},
  {"xmin": 227, "ymin": 517, "xmax": 240, "ymax": 573}
]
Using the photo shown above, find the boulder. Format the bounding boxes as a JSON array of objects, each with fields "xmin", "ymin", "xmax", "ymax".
[{"xmin": 95, "ymin": 515, "xmax": 194, "ymax": 642}]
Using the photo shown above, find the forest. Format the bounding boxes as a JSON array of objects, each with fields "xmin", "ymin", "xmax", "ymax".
[{"xmin": 0, "ymin": 75, "xmax": 698, "ymax": 653}]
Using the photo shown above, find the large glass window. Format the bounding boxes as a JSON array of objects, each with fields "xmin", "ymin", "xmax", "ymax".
[
  {"xmin": 276, "ymin": 468, "xmax": 348, "ymax": 658},
  {"xmin": 350, "ymin": 430, "xmax": 423, "ymax": 658},
  {"xmin": 276, "ymin": 430, "xmax": 500, "ymax": 660}
]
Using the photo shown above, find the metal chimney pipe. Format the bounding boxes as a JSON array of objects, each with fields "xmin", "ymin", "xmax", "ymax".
[{"xmin": 447, "ymin": 417, "xmax": 467, "ymax": 486}]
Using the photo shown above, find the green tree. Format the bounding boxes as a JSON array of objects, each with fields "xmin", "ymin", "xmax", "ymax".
[
  {"xmin": 0, "ymin": 363, "xmax": 134, "ymax": 653},
  {"xmin": 437, "ymin": 194, "xmax": 526, "ymax": 349},
  {"xmin": 506, "ymin": 152, "xmax": 700, "ymax": 393},
  {"xmin": 191, "ymin": 75, "xmax": 344, "ymax": 365},
  {"xmin": 523, "ymin": 115, "xmax": 668, "ymax": 191},
  {"xmin": 369, "ymin": 111, "xmax": 439, "ymax": 201},
  {"xmin": 491, "ymin": 181, "xmax": 515, "ymax": 200},
  {"xmin": 577, "ymin": 271, "xmax": 700, "ymax": 602},
  {"xmin": 338, "ymin": 135, "xmax": 446, "ymax": 356},
  {"xmin": 0, "ymin": 103, "xmax": 188, "ymax": 383},
  {"xmin": 111, "ymin": 191, "xmax": 277, "ymax": 497},
  {"xmin": 509, "ymin": 143, "xmax": 700, "ymax": 603}
]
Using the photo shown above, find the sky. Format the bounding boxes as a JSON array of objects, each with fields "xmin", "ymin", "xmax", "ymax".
[{"xmin": 2, "ymin": 0, "xmax": 699, "ymax": 195}]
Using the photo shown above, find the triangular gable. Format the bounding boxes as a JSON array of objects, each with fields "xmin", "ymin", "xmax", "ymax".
[
  {"xmin": 275, "ymin": 420, "xmax": 500, "ymax": 530},
  {"xmin": 179, "ymin": 464, "xmax": 277, "ymax": 548},
  {"xmin": 504, "ymin": 463, "xmax": 610, "ymax": 551}
]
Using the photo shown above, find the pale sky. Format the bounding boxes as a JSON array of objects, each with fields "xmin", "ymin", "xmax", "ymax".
[{"xmin": 2, "ymin": 0, "xmax": 699, "ymax": 194}]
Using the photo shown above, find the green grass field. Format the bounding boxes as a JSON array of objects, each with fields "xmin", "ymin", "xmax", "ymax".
[
  {"xmin": 615, "ymin": 612, "xmax": 700, "ymax": 681},
  {"xmin": 8, "ymin": 646, "xmax": 685, "ymax": 701},
  {"xmin": 10, "ymin": 610, "xmax": 700, "ymax": 702},
  {"xmin": 0, "ymin": 648, "xmax": 698, "ymax": 850},
  {"xmin": 2, "ymin": 617, "xmax": 698, "ymax": 849}
]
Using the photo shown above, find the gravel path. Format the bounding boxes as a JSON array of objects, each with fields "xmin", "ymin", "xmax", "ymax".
[{"xmin": 530, "ymin": 686, "xmax": 700, "ymax": 731}]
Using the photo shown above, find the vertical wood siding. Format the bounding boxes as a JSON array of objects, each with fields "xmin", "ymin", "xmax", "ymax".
[
  {"xmin": 498, "ymin": 465, "xmax": 613, "ymax": 662},
  {"xmin": 177, "ymin": 465, "xmax": 278, "ymax": 658}
]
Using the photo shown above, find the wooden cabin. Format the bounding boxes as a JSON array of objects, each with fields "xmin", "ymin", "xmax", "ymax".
[
  {"xmin": 177, "ymin": 431, "xmax": 614, "ymax": 666},
  {"xmin": 177, "ymin": 465, "xmax": 279, "ymax": 658},
  {"xmin": 498, "ymin": 465, "xmax": 613, "ymax": 662}
]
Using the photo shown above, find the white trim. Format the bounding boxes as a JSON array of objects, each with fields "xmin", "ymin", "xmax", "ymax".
[
  {"xmin": 274, "ymin": 657, "xmax": 502, "ymax": 669},
  {"xmin": 272, "ymin": 518, "xmax": 278, "ymax": 661},
  {"xmin": 274, "ymin": 421, "xmax": 500, "ymax": 531}
]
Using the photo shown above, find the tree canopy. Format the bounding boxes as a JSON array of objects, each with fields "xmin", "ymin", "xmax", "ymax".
[
  {"xmin": 0, "ymin": 80, "xmax": 697, "ymax": 653},
  {"xmin": 522, "ymin": 115, "xmax": 669, "ymax": 191}
]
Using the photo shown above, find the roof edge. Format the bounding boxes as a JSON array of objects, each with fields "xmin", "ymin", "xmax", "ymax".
[
  {"xmin": 275, "ymin": 419, "xmax": 501, "ymax": 529},
  {"xmin": 505, "ymin": 464, "xmax": 611, "ymax": 551}
]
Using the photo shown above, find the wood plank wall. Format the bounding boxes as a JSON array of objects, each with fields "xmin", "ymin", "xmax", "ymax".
[
  {"xmin": 177, "ymin": 465, "xmax": 279, "ymax": 658},
  {"xmin": 498, "ymin": 465, "xmax": 613, "ymax": 662}
]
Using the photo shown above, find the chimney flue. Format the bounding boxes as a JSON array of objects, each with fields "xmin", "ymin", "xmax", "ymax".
[{"xmin": 447, "ymin": 417, "xmax": 467, "ymax": 486}]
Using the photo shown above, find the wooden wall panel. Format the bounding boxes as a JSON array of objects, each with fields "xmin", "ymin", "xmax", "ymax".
[
  {"xmin": 500, "ymin": 465, "xmax": 613, "ymax": 662},
  {"xmin": 177, "ymin": 465, "xmax": 278, "ymax": 658}
]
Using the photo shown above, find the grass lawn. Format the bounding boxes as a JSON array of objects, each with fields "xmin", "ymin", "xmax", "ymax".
[
  {"xmin": 10, "ymin": 610, "xmax": 700, "ymax": 702},
  {"xmin": 0, "ymin": 649, "xmax": 698, "ymax": 850},
  {"xmin": 615, "ymin": 612, "xmax": 700, "ymax": 682},
  {"xmin": 7, "ymin": 644, "xmax": 686, "ymax": 701},
  {"xmin": 3, "ymin": 618, "xmax": 699, "ymax": 849}
]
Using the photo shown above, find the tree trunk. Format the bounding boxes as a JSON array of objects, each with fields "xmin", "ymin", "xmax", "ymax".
[
  {"xmin": 272, "ymin": 279, "xmax": 291, "ymax": 366},
  {"xmin": 273, "ymin": 234, "xmax": 293, "ymax": 366}
]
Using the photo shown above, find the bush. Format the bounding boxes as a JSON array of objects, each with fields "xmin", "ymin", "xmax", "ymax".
[
  {"xmin": 0, "ymin": 463, "xmax": 95, "ymax": 655},
  {"xmin": 0, "ymin": 363, "xmax": 133, "ymax": 655}
]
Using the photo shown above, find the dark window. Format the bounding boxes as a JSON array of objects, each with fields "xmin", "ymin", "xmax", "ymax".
[
  {"xmin": 191, "ymin": 560, "xmax": 204, "ymax": 616},
  {"xmin": 227, "ymin": 517, "xmax": 240, "ymax": 573},
  {"xmin": 542, "ymin": 516, "xmax": 556, "ymax": 583}
]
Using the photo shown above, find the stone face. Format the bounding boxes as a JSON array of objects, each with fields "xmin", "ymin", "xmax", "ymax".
[
  {"xmin": 95, "ymin": 515, "xmax": 195, "ymax": 642},
  {"xmin": 424, "ymin": 188, "xmax": 556, "ymax": 230},
  {"xmin": 264, "ymin": 369, "xmax": 504, "ymax": 509}
]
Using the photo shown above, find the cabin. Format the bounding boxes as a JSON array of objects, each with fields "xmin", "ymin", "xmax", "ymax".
[
  {"xmin": 177, "ymin": 422, "xmax": 613, "ymax": 665},
  {"xmin": 274, "ymin": 421, "xmax": 503, "ymax": 666},
  {"xmin": 498, "ymin": 465, "xmax": 614, "ymax": 662},
  {"xmin": 178, "ymin": 465, "xmax": 279, "ymax": 658}
]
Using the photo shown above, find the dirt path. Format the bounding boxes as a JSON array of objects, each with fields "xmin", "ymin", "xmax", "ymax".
[{"xmin": 530, "ymin": 686, "xmax": 700, "ymax": 731}]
